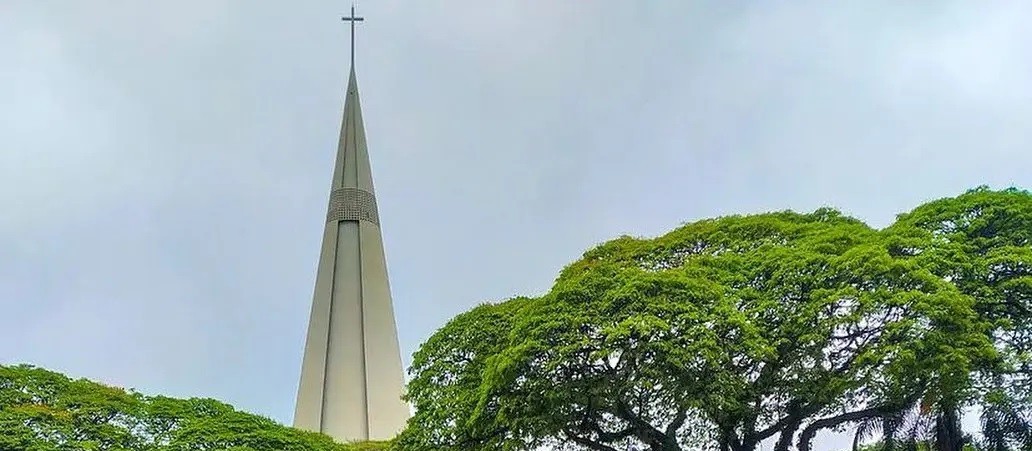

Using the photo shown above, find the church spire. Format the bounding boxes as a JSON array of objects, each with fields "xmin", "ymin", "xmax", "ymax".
[
  {"xmin": 293, "ymin": 7, "xmax": 410, "ymax": 442},
  {"xmin": 341, "ymin": 5, "xmax": 364, "ymax": 70}
]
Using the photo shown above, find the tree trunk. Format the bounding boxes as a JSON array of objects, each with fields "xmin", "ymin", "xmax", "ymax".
[
  {"xmin": 933, "ymin": 408, "xmax": 963, "ymax": 451},
  {"xmin": 773, "ymin": 420, "xmax": 801, "ymax": 451},
  {"xmin": 883, "ymin": 416, "xmax": 897, "ymax": 451},
  {"xmin": 716, "ymin": 430, "xmax": 754, "ymax": 451},
  {"xmin": 646, "ymin": 434, "xmax": 683, "ymax": 451}
]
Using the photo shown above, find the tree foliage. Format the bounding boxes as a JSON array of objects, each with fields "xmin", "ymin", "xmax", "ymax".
[
  {"xmin": 7, "ymin": 187, "xmax": 1029, "ymax": 451},
  {"xmin": 400, "ymin": 188, "xmax": 1032, "ymax": 451},
  {"xmin": 0, "ymin": 364, "xmax": 388, "ymax": 451},
  {"xmin": 884, "ymin": 186, "xmax": 1032, "ymax": 451}
]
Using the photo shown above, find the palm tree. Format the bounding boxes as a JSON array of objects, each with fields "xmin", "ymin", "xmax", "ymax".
[
  {"xmin": 850, "ymin": 397, "xmax": 961, "ymax": 451},
  {"xmin": 978, "ymin": 388, "xmax": 1032, "ymax": 451}
]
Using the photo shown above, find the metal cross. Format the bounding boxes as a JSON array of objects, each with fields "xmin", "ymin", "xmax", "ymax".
[{"xmin": 341, "ymin": 5, "xmax": 365, "ymax": 68}]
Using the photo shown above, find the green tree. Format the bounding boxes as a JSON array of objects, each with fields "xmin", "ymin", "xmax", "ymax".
[
  {"xmin": 397, "ymin": 297, "xmax": 534, "ymax": 450},
  {"xmin": 400, "ymin": 209, "xmax": 992, "ymax": 451},
  {"xmin": 883, "ymin": 187, "xmax": 1032, "ymax": 451},
  {"xmin": 0, "ymin": 364, "xmax": 389, "ymax": 451}
]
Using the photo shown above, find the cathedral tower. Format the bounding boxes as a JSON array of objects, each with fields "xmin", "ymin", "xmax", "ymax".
[{"xmin": 293, "ymin": 7, "xmax": 410, "ymax": 442}]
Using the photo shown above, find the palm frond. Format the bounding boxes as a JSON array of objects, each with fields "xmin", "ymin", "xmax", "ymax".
[
  {"xmin": 854, "ymin": 418, "xmax": 879, "ymax": 451},
  {"xmin": 980, "ymin": 394, "xmax": 1032, "ymax": 451}
]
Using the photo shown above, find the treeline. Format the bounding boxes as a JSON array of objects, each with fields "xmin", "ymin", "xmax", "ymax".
[
  {"xmin": 0, "ymin": 364, "xmax": 387, "ymax": 451},
  {"xmin": 4, "ymin": 187, "xmax": 1030, "ymax": 451},
  {"xmin": 397, "ymin": 187, "xmax": 1032, "ymax": 451}
]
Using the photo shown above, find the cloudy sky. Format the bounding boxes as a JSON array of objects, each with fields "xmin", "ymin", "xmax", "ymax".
[{"xmin": 2, "ymin": 1, "xmax": 1030, "ymax": 449}]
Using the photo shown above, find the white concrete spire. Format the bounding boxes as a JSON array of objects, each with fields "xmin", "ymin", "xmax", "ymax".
[{"xmin": 293, "ymin": 13, "xmax": 410, "ymax": 442}]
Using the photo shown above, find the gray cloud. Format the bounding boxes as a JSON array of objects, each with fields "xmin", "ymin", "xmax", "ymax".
[{"xmin": 2, "ymin": 1, "xmax": 1029, "ymax": 449}]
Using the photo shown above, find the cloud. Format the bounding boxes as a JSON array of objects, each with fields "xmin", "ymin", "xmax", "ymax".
[{"xmin": 1, "ymin": 1, "xmax": 1028, "ymax": 449}]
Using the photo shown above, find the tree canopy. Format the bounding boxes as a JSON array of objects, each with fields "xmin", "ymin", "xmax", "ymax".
[
  {"xmin": 0, "ymin": 364, "xmax": 388, "ymax": 451},
  {"xmin": 399, "ymin": 187, "xmax": 1032, "ymax": 451},
  {"xmin": 882, "ymin": 187, "xmax": 1032, "ymax": 450},
  {"xmin": 6, "ymin": 187, "xmax": 1029, "ymax": 451}
]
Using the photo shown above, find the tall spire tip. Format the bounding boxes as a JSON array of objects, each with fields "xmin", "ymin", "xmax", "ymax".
[{"xmin": 341, "ymin": 5, "xmax": 365, "ymax": 69}]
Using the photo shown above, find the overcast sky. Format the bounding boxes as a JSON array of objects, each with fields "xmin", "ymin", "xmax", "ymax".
[{"xmin": 2, "ymin": 1, "xmax": 1030, "ymax": 450}]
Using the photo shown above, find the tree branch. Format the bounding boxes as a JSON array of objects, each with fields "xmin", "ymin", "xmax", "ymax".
[
  {"xmin": 773, "ymin": 417, "xmax": 803, "ymax": 451},
  {"xmin": 566, "ymin": 430, "xmax": 622, "ymax": 451},
  {"xmin": 615, "ymin": 398, "xmax": 669, "ymax": 447},
  {"xmin": 665, "ymin": 408, "xmax": 689, "ymax": 438},
  {"xmin": 797, "ymin": 407, "xmax": 886, "ymax": 451},
  {"xmin": 751, "ymin": 401, "xmax": 817, "ymax": 443},
  {"xmin": 580, "ymin": 419, "xmax": 636, "ymax": 443},
  {"xmin": 796, "ymin": 398, "xmax": 918, "ymax": 451}
]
